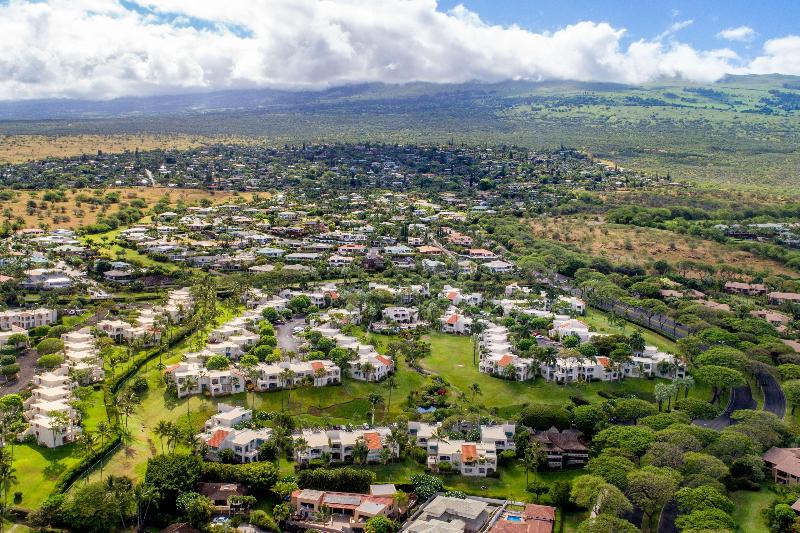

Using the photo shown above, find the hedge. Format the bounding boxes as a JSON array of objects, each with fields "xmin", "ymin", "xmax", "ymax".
[{"xmin": 297, "ymin": 467, "xmax": 376, "ymax": 494}]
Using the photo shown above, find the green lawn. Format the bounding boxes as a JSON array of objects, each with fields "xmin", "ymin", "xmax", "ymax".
[
  {"xmin": 582, "ymin": 308, "xmax": 679, "ymax": 353},
  {"xmin": 81, "ymin": 227, "xmax": 181, "ymax": 272},
  {"xmin": 8, "ymin": 388, "xmax": 108, "ymax": 510},
  {"xmin": 731, "ymin": 487, "xmax": 774, "ymax": 533}
]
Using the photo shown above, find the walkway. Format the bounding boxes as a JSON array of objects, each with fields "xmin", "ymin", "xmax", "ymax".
[{"xmin": 694, "ymin": 384, "xmax": 755, "ymax": 430}]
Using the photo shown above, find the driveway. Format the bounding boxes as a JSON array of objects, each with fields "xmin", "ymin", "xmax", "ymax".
[
  {"xmin": 694, "ymin": 384, "xmax": 756, "ymax": 430},
  {"xmin": 276, "ymin": 317, "xmax": 307, "ymax": 353}
]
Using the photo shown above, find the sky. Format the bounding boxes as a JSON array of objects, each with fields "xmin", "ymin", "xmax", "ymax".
[{"xmin": 0, "ymin": 0, "xmax": 799, "ymax": 101}]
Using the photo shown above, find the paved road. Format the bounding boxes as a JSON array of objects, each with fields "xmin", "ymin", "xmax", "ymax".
[
  {"xmin": 758, "ymin": 370, "xmax": 787, "ymax": 418},
  {"xmin": 276, "ymin": 317, "xmax": 306, "ymax": 353},
  {"xmin": 694, "ymin": 384, "xmax": 756, "ymax": 430}
]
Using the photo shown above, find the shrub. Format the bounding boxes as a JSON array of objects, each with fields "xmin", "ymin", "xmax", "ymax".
[
  {"xmin": 249, "ymin": 510, "xmax": 278, "ymax": 531},
  {"xmin": 35, "ymin": 338, "xmax": 64, "ymax": 356},
  {"xmin": 145, "ymin": 454, "xmax": 203, "ymax": 511},
  {"xmin": 297, "ymin": 467, "xmax": 375, "ymax": 494},
  {"xmin": 0, "ymin": 355, "xmax": 16, "ymax": 366},
  {"xmin": 36, "ymin": 353, "xmax": 65, "ymax": 370},
  {"xmin": 410, "ymin": 473, "xmax": 444, "ymax": 500},
  {"xmin": 205, "ymin": 355, "xmax": 231, "ymax": 370},
  {"xmin": 437, "ymin": 461, "xmax": 452, "ymax": 473},
  {"xmin": 202, "ymin": 461, "xmax": 278, "ymax": 493},
  {"xmin": 498, "ymin": 449, "xmax": 516, "ymax": 466},
  {"xmin": 46, "ymin": 325, "xmax": 69, "ymax": 338},
  {"xmin": 128, "ymin": 376, "xmax": 149, "ymax": 394},
  {"xmin": 675, "ymin": 398, "xmax": 721, "ymax": 420},
  {"xmin": 411, "ymin": 446, "xmax": 428, "ymax": 465}
]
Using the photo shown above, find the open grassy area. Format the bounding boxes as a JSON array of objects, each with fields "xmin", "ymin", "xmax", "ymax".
[
  {"xmin": 582, "ymin": 308, "xmax": 678, "ymax": 353},
  {"xmin": 529, "ymin": 216, "xmax": 797, "ymax": 277},
  {"xmin": 731, "ymin": 487, "xmax": 774, "ymax": 533},
  {"xmin": 0, "ymin": 186, "xmax": 256, "ymax": 230}
]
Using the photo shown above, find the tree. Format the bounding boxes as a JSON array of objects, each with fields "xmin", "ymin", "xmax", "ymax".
[
  {"xmin": 368, "ymin": 392, "xmax": 384, "ymax": 425},
  {"xmin": 523, "ymin": 441, "xmax": 544, "ymax": 488},
  {"xmin": 692, "ymin": 365, "xmax": 745, "ymax": 404},
  {"xmin": 592, "ymin": 425, "xmax": 655, "ymax": 458},
  {"xmin": 49, "ymin": 410, "xmax": 71, "ymax": 447},
  {"xmin": 35, "ymin": 337, "xmax": 64, "ymax": 356},
  {"xmin": 59, "ymin": 481, "xmax": 129, "ymax": 533},
  {"xmin": 674, "ymin": 485, "xmax": 734, "ymax": 514},
  {"xmin": 176, "ymin": 492, "xmax": 214, "ymax": 528},
  {"xmin": 183, "ymin": 376, "xmax": 198, "ymax": 420},
  {"xmin": 144, "ymin": 454, "xmax": 203, "ymax": 512},
  {"xmin": 570, "ymin": 474, "xmax": 632, "ymax": 517},
  {"xmin": 384, "ymin": 376, "xmax": 398, "ymax": 421},
  {"xmin": 470, "ymin": 383, "xmax": 482, "ymax": 402},
  {"xmin": 576, "ymin": 515, "xmax": 638, "ymax": 533},
  {"xmin": 154, "ymin": 420, "xmax": 171, "ymax": 454},
  {"xmin": 364, "ymin": 515, "xmax": 399, "ymax": 533},
  {"xmin": 783, "ymin": 380, "xmax": 800, "ymax": 415},
  {"xmin": 675, "ymin": 508, "xmax": 735, "ymax": 532},
  {"xmin": 133, "ymin": 482, "xmax": 160, "ymax": 533},
  {"xmin": 205, "ymin": 355, "xmax": 230, "ymax": 370},
  {"xmin": 654, "ymin": 383, "xmax": 671, "ymax": 412},
  {"xmin": 586, "ymin": 454, "xmax": 636, "ymax": 490},
  {"xmin": 273, "ymin": 502, "xmax": 293, "ymax": 525},
  {"xmin": 0, "ymin": 449, "xmax": 17, "ymax": 517},
  {"xmin": 626, "ymin": 467, "xmax": 680, "ymax": 529}
]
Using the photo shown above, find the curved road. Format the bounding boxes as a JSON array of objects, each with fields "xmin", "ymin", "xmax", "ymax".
[
  {"xmin": 757, "ymin": 370, "xmax": 786, "ymax": 418},
  {"xmin": 693, "ymin": 384, "xmax": 756, "ymax": 430}
]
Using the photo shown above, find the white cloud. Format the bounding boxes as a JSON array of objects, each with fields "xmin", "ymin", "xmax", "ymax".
[
  {"xmin": 655, "ymin": 19, "xmax": 694, "ymax": 41},
  {"xmin": 0, "ymin": 0, "xmax": 796, "ymax": 100},
  {"xmin": 717, "ymin": 25, "xmax": 756, "ymax": 42}
]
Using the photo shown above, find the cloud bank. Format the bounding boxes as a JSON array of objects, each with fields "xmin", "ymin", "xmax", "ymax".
[
  {"xmin": 717, "ymin": 26, "xmax": 756, "ymax": 42},
  {"xmin": 0, "ymin": 0, "xmax": 798, "ymax": 101}
]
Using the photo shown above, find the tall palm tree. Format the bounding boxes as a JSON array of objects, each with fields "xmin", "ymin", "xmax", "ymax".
[
  {"xmin": 470, "ymin": 383, "xmax": 482, "ymax": 402},
  {"xmin": 279, "ymin": 369, "xmax": 296, "ymax": 412},
  {"xmin": 134, "ymin": 482, "xmax": 159, "ymax": 533},
  {"xmin": 384, "ymin": 376, "xmax": 398, "ymax": 421},
  {"xmin": 367, "ymin": 393, "xmax": 383, "ymax": 425},
  {"xmin": 96, "ymin": 421, "xmax": 113, "ymax": 480},
  {"xmin": 183, "ymin": 376, "xmax": 198, "ymax": 421},
  {"xmin": 294, "ymin": 437, "xmax": 309, "ymax": 463},
  {"xmin": 154, "ymin": 420, "xmax": 170, "ymax": 454},
  {"xmin": 0, "ymin": 449, "xmax": 16, "ymax": 524},
  {"xmin": 78, "ymin": 431, "xmax": 97, "ymax": 483}
]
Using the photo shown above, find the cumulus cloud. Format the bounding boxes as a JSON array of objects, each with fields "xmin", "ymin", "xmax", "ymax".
[
  {"xmin": 717, "ymin": 26, "xmax": 756, "ymax": 42},
  {"xmin": 0, "ymin": 0, "xmax": 797, "ymax": 100}
]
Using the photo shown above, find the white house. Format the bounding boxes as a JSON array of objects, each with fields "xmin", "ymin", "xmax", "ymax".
[
  {"xmin": 0, "ymin": 308, "xmax": 57, "ymax": 331},
  {"xmin": 440, "ymin": 307, "xmax": 472, "ymax": 335},
  {"xmin": 482, "ymin": 260, "xmax": 513, "ymax": 274}
]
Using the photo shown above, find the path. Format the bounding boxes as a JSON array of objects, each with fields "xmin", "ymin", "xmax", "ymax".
[{"xmin": 694, "ymin": 384, "xmax": 755, "ymax": 430}]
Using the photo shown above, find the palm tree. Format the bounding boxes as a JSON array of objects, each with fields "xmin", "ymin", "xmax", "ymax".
[
  {"xmin": 384, "ymin": 376, "xmax": 398, "ymax": 421},
  {"xmin": 523, "ymin": 441, "xmax": 545, "ymax": 488},
  {"xmin": 431, "ymin": 426, "xmax": 449, "ymax": 449},
  {"xmin": 154, "ymin": 420, "xmax": 170, "ymax": 454},
  {"xmin": 96, "ymin": 421, "xmax": 113, "ymax": 480},
  {"xmin": 470, "ymin": 383, "xmax": 482, "ymax": 402},
  {"xmin": 166, "ymin": 423, "xmax": 181, "ymax": 454},
  {"xmin": 294, "ymin": 437, "xmax": 310, "ymax": 463},
  {"xmin": 245, "ymin": 367, "xmax": 260, "ymax": 410},
  {"xmin": 654, "ymin": 383, "xmax": 670, "ymax": 412},
  {"xmin": 367, "ymin": 393, "xmax": 383, "ymax": 425},
  {"xmin": 134, "ymin": 482, "xmax": 159, "ymax": 533},
  {"xmin": 118, "ymin": 393, "xmax": 137, "ymax": 430},
  {"xmin": 0, "ymin": 449, "xmax": 16, "ymax": 523},
  {"xmin": 183, "ymin": 376, "xmax": 198, "ymax": 421},
  {"xmin": 78, "ymin": 431, "xmax": 97, "ymax": 483},
  {"xmin": 352, "ymin": 437, "xmax": 369, "ymax": 465},
  {"xmin": 279, "ymin": 369, "xmax": 296, "ymax": 412}
]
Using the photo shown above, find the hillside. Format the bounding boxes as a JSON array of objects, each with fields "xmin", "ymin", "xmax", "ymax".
[{"xmin": 1, "ymin": 75, "xmax": 800, "ymax": 189}]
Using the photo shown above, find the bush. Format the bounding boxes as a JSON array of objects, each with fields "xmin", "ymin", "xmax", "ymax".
[
  {"xmin": 297, "ymin": 468, "xmax": 376, "ymax": 494},
  {"xmin": 518, "ymin": 403, "xmax": 572, "ymax": 430},
  {"xmin": 437, "ymin": 461, "xmax": 452, "ymax": 473},
  {"xmin": 498, "ymin": 449, "xmax": 516, "ymax": 466},
  {"xmin": 410, "ymin": 473, "xmax": 444, "ymax": 500},
  {"xmin": 675, "ymin": 398, "xmax": 721, "ymax": 420},
  {"xmin": 36, "ymin": 353, "xmax": 65, "ymax": 370},
  {"xmin": 1, "ymin": 364, "xmax": 20, "ymax": 377},
  {"xmin": 128, "ymin": 376, "xmax": 149, "ymax": 394},
  {"xmin": 205, "ymin": 355, "xmax": 231, "ymax": 370},
  {"xmin": 35, "ymin": 338, "xmax": 64, "ymax": 356},
  {"xmin": 0, "ymin": 355, "xmax": 16, "ymax": 366},
  {"xmin": 411, "ymin": 446, "xmax": 428, "ymax": 465},
  {"xmin": 46, "ymin": 325, "xmax": 69, "ymax": 338},
  {"xmin": 249, "ymin": 510, "xmax": 279, "ymax": 531},
  {"xmin": 202, "ymin": 460, "xmax": 278, "ymax": 493}
]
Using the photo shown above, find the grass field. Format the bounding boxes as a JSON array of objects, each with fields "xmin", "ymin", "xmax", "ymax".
[
  {"xmin": 0, "ymin": 186, "xmax": 256, "ymax": 230},
  {"xmin": 529, "ymin": 216, "xmax": 797, "ymax": 277},
  {"xmin": 731, "ymin": 487, "xmax": 773, "ymax": 533},
  {"xmin": 0, "ymin": 134, "xmax": 220, "ymax": 164}
]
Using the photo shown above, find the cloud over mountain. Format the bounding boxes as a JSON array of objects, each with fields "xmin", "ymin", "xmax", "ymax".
[{"xmin": 0, "ymin": 0, "xmax": 798, "ymax": 100}]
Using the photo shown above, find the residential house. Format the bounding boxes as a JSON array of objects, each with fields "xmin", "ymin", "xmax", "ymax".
[
  {"xmin": 764, "ymin": 447, "xmax": 800, "ymax": 484},
  {"xmin": 0, "ymin": 308, "xmax": 57, "ymax": 331},
  {"xmin": 532, "ymin": 428, "xmax": 589, "ymax": 470}
]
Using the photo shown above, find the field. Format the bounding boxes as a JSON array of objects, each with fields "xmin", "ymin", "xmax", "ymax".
[
  {"xmin": 0, "ymin": 186, "xmax": 256, "ymax": 230},
  {"xmin": 731, "ymin": 488, "xmax": 774, "ymax": 533},
  {"xmin": 529, "ymin": 215, "xmax": 798, "ymax": 277},
  {"xmin": 0, "ymin": 134, "xmax": 219, "ymax": 164}
]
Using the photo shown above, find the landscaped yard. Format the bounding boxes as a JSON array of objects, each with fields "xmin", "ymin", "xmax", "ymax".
[{"xmin": 731, "ymin": 487, "xmax": 774, "ymax": 533}]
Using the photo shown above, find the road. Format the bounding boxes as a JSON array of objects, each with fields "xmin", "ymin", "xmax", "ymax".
[
  {"xmin": 758, "ymin": 370, "xmax": 787, "ymax": 418},
  {"xmin": 276, "ymin": 317, "xmax": 306, "ymax": 353},
  {"xmin": 693, "ymin": 384, "xmax": 756, "ymax": 430}
]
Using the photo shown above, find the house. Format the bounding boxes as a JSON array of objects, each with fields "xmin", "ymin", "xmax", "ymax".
[
  {"xmin": 362, "ymin": 248, "xmax": 386, "ymax": 272},
  {"xmin": 0, "ymin": 308, "xmax": 57, "ymax": 331},
  {"xmin": 488, "ymin": 505, "xmax": 556, "ymax": 533},
  {"xmin": 21, "ymin": 269, "xmax": 73, "ymax": 289},
  {"xmin": 750, "ymin": 309, "xmax": 792, "ymax": 328},
  {"xmin": 724, "ymin": 281, "xmax": 767, "ymax": 296},
  {"xmin": 468, "ymin": 248, "xmax": 497, "ymax": 260},
  {"xmin": 418, "ymin": 245, "xmax": 443, "ymax": 256},
  {"xmin": 532, "ymin": 428, "xmax": 589, "ymax": 470},
  {"xmin": 252, "ymin": 359, "xmax": 341, "ymax": 391},
  {"xmin": 103, "ymin": 269, "xmax": 134, "ymax": 283},
  {"xmin": 290, "ymin": 486, "xmax": 399, "ymax": 529},
  {"xmin": 285, "ymin": 252, "xmax": 322, "ymax": 262},
  {"xmin": 769, "ymin": 292, "xmax": 800, "ymax": 305},
  {"xmin": 549, "ymin": 318, "xmax": 593, "ymax": 342},
  {"xmin": 555, "ymin": 296, "xmax": 586, "ymax": 315},
  {"xmin": 440, "ymin": 307, "xmax": 472, "ymax": 335},
  {"xmin": 294, "ymin": 427, "xmax": 399, "ymax": 464},
  {"xmin": 482, "ymin": 260, "xmax": 513, "ymax": 274},
  {"xmin": 328, "ymin": 255, "xmax": 355, "ymax": 268},
  {"xmin": 479, "ymin": 353, "xmax": 536, "ymax": 381},
  {"xmin": 405, "ymin": 495, "xmax": 493, "ymax": 533},
  {"xmin": 165, "ymin": 363, "xmax": 247, "ymax": 398},
  {"xmin": 764, "ymin": 447, "xmax": 800, "ymax": 484},
  {"xmin": 382, "ymin": 307, "xmax": 418, "ymax": 324},
  {"xmin": 197, "ymin": 483, "xmax": 249, "ymax": 512}
]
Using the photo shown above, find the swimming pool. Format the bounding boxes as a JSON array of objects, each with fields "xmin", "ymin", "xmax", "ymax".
[{"xmin": 505, "ymin": 516, "xmax": 523, "ymax": 522}]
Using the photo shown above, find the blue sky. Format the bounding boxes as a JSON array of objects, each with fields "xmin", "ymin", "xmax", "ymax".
[{"xmin": 439, "ymin": 0, "xmax": 798, "ymax": 57}]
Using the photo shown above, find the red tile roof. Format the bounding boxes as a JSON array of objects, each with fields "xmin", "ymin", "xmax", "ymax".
[
  {"xmin": 461, "ymin": 444, "xmax": 477, "ymax": 462},
  {"xmin": 498, "ymin": 354, "xmax": 515, "ymax": 367},
  {"xmin": 311, "ymin": 361, "xmax": 325, "ymax": 372},
  {"xmin": 363, "ymin": 432, "xmax": 382, "ymax": 450},
  {"xmin": 375, "ymin": 354, "xmax": 392, "ymax": 367},
  {"xmin": 596, "ymin": 356, "xmax": 611, "ymax": 368},
  {"xmin": 207, "ymin": 429, "xmax": 230, "ymax": 448},
  {"xmin": 447, "ymin": 291, "xmax": 458, "ymax": 300},
  {"xmin": 446, "ymin": 314, "xmax": 460, "ymax": 325}
]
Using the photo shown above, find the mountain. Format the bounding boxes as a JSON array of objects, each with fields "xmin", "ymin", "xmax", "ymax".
[{"xmin": 1, "ymin": 76, "xmax": 799, "ymax": 188}]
